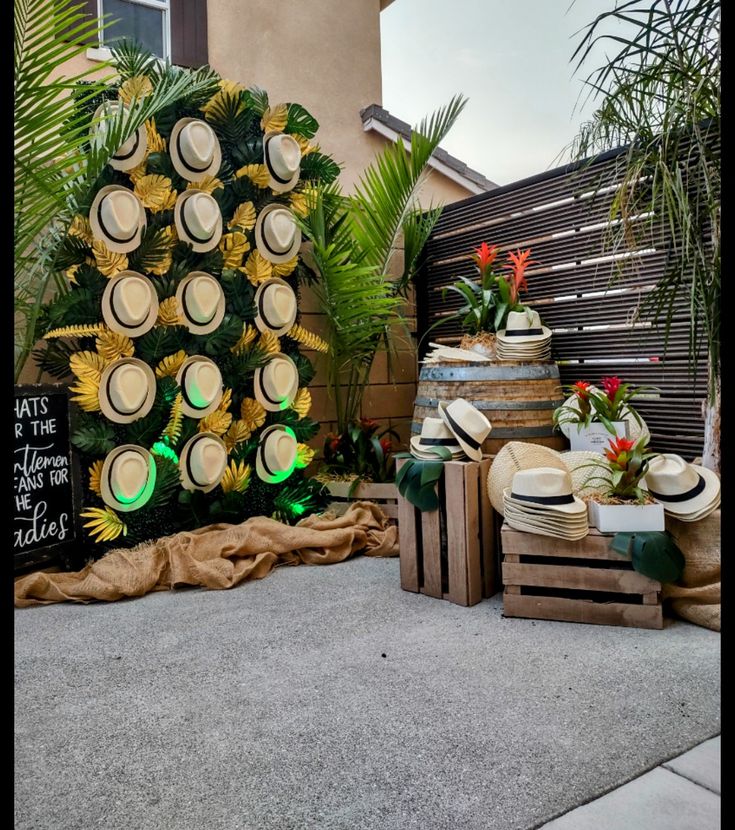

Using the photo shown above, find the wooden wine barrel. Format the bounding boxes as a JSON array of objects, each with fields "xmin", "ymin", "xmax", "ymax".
[{"xmin": 412, "ymin": 360, "xmax": 567, "ymax": 455}]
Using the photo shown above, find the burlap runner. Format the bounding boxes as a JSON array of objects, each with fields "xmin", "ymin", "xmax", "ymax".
[
  {"xmin": 15, "ymin": 501, "xmax": 398, "ymax": 608},
  {"xmin": 663, "ymin": 509, "xmax": 720, "ymax": 632}
]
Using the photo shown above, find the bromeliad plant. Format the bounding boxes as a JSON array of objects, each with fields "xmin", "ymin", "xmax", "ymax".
[
  {"xmin": 553, "ymin": 375, "xmax": 657, "ymax": 436},
  {"xmin": 581, "ymin": 435, "xmax": 658, "ymax": 504},
  {"xmin": 322, "ymin": 419, "xmax": 398, "ymax": 484}
]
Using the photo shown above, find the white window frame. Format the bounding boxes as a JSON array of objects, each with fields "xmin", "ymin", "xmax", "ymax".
[{"xmin": 87, "ymin": 0, "xmax": 171, "ymax": 62}]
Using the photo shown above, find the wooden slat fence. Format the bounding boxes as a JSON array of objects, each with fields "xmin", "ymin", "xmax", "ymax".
[{"xmin": 416, "ymin": 143, "xmax": 718, "ymax": 459}]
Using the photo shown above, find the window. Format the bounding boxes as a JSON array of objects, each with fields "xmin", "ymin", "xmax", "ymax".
[{"xmin": 98, "ymin": 0, "xmax": 170, "ymax": 60}]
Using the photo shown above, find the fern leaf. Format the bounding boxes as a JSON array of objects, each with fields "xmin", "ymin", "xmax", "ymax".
[
  {"xmin": 160, "ymin": 392, "xmax": 184, "ymax": 445},
  {"xmin": 88, "ymin": 460, "xmax": 104, "ymax": 496},
  {"xmin": 69, "ymin": 375, "xmax": 101, "ymax": 412},
  {"xmin": 259, "ymin": 330, "xmax": 280, "ymax": 355},
  {"xmin": 69, "ymin": 350, "xmax": 106, "ymax": 381},
  {"xmin": 288, "ymin": 323, "xmax": 329, "ymax": 353},
  {"xmin": 145, "ymin": 118, "xmax": 167, "ymax": 154},
  {"xmin": 44, "ymin": 323, "xmax": 106, "ymax": 340}
]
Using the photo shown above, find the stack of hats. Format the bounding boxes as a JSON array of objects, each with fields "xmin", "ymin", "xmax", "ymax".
[
  {"xmin": 421, "ymin": 343, "xmax": 491, "ymax": 364},
  {"xmin": 503, "ymin": 467, "xmax": 589, "ymax": 540},
  {"xmin": 645, "ymin": 454, "xmax": 721, "ymax": 522},
  {"xmin": 410, "ymin": 398, "xmax": 492, "ymax": 462},
  {"xmin": 496, "ymin": 310, "xmax": 552, "ymax": 361}
]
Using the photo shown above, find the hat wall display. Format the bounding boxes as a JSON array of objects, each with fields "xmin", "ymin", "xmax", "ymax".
[
  {"xmin": 91, "ymin": 101, "xmax": 147, "ymax": 171},
  {"xmin": 179, "ymin": 433, "xmax": 228, "ymax": 493},
  {"xmin": 175, "ymin": 271, "xmax": 226, "ymax": 335},
  {"xmin": 98, "ymin": 358, "xmax": 157, "ymax": 424},
  {"xmin": 255, "ymin": 203, "xmax": 301, "ymax": 263},
  {"xmin": 169, "ymin": 118, "xmax": 222, "ymax": 182},
  {"xmin": 101, "ymin": 271, "xmax": 159, "ymax": 337},
  {"xmin": 174, "ymin": 190, "xmax": 223, "ymax": 252},
  {"xmin": 437, "ymin": 398, "xmax": 492, "ymax": 462},
  {"xmin": 254, "ymin": 278, "xmax": 298, "ymax": 337},
  {"xmin": 503, "ymin": 467, "xmax": 588, "ymax": 540},
  {"xmin": 176, "ymin": 356, "xmax": 224, "ymax": 418},
  {"xmin": 263, "ymin": 132, "xmax": 301, "ymax": 192},
  {"xmin": 487, "ymin": 441, "xmax": 568, "ymax": 514},
  {"xmin": 256, "ymin": 425, "xmax": 298, "ymax": 483},
  {"xmin": 100, "ymin": 445, "xmax": 157, "ymax": 512},
  {"xmin": 89, "ymin": 185, "xmax": 147, "ymax": 254},
  {"xmin": 410, "ymin": 417, "xmax": 464, "ymax": 460},
  {"xmin": 254, "ymin": 353, "xmax": 299, "ymax": 411},
  {"xmin": 645, "ymin": 454, "xmax": 721, "ymax": 521}
]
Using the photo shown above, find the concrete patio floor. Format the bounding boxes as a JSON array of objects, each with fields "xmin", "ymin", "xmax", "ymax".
[{"xmin": 15, "ymin": 555, "xmax": 720, "ymax": 830}]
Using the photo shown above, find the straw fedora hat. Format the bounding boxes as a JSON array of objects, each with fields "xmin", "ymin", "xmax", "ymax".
[
  {"xmin": 100, "ymin": 445, "xmax": 157, "ymax": 512},
  {"xmin": 409, "ymin": 417, "xmax": 464, "ymax": 460},
  {"xmin": 557, "ymin": 385, "xmax": 650, "ymax": 443},
  {"xmin": 179, "ymin": 432, "xmax": 228, "ymax": 493},
  {"xmin": 169, "ymin": 117, "xmax": 222, "ymax": 182},
  {"xmin": 98, "ymin": 358, "xmax": 156, "ymax": 424},
  {"xmin": 255, "ymin": 203, "xmax": 301, "ymax": 263},
  {"xmin": 504, "ymin": 467, "xmax": 587, "ymax": 516},
  {"xmin": 176, "ymin": 356, "xmax": 223, "ymax": 418},
  {"xmin": 253, "ymin": 353, "xmax": 299, "ymax": 411},
  {"xmin": 487, "ymin": 440, "xmax": 568, "ymax": 514},
  {"xmin": 645, "ymin": 454, "xmax": 721, "ymax": 521},
  {"xmin": 437, "ymin": 398, "xmax": 492, "ymax": 462},
  {"xmin": 263, "ymin": 131, "xmax": 301, "ymax": 193},
  {"xmin": 91, "ymin": 101, "xmax": 147, "ymax": 172},
  {"xmin": 256, "ymin": 425, "xmax": 298, "ymax": 484},
  {"xmin": 175, "ymin": 272, "xmax": 225, "ymax": 335},
  {"xmin": 101, "ymin": 271, "xmax": 159, "ymax": 337},
  {"xmin": 254, "ymin": 278, "xmax": 298, "ymax": 337},
  {"xmin": 496, "ymin": 309, "xmax": 551, "ymax": 344},
  {"xmin": 174, "ymin": 190, "xmax": 223, "ymax": 252},
  {"xmin": 559, "ymin": 450, "xmax": 610, "ymax": 499},
  {"xmin": 89, "ymin": 185, "xmax": 147, "ymax": 254}
]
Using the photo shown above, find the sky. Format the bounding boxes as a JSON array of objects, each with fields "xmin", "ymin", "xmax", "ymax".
[{"xmin": 380, "ymin": 0, "xmax": 624, "ymax": 187}]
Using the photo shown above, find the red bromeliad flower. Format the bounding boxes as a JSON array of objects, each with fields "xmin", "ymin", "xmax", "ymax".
[
  {"xmin": 379, "ymin": 436, "xmax": 392, "ymax": 454},
  {"xmin": 505, "ymin": 248, "xmax": 538, "ymax": 305},
  {"xmin": 326, "ymin": 433, "xmax": 340, "ymax": 453},
  {"xmin": 472, "ymin": 241, "xmax": 499, "ymax": 273},
  {"xmin": 604, "ymin": 435, "xmax": 636, "ymax": 464},
  {"xmin": 601, "ymin": 375, "xmax": 622, "ymax": 400},
  {"xmin": 572, "ymin": 380, "xmax": 592, "ymax": 399},
  {"xmin": 359, "ymin": 418, "xmax": 379, "ymax": 433}
]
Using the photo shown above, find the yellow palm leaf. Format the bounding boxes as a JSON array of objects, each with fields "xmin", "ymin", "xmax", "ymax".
[
  {"xmin": 273, "ymin": 256, "xmax": 298, "ymax": 277},
  {"xmin": 290, "ymin": 388, "xmax": 312, "ymax": 418},
  {"xmin": 92, "ymin": 239, "xmax": 128, "ymax": 277},
  {"xmin": 81, "ymin": 507, "xmax": 127, "ymax": 543},
  {"xmin": 118, "ymin": 75, "xmax": 153, "ymax": 105},
  {"xmin": 88, "ymin": 460, "xmax": 104, "ymax": 496},
  {"xmin": 259, "ymin": 330, "xmax": 280, "ymax": 355},
  {"xmin": 96, "ymin": 329, "xmax": 134, "ymax": 362},
  {"xmin": 69, "ymin": 350, "xmax": 106, "ymax": 381},
  {"xmin": 160, "ymin": 393, "xmax": 184, "ymax": 444},
  {"xmin": 70, "ymin": 375, "xmax": 101, "ymax": 412},
  {"xmin": 235, "ymin": 164, "xmax": 270, "ymax": 188},
  {"xmin": 231, "ymin": 322, "xmax": 258, "ymax": 354},
  {"xmin": 156, "ymin": 297, "xmax": 181, "ymax": 327},
  {"xmin": 287, "ymin": 323, "xmax": 329, "ymax": 353},
  {"xmin": 223, "ymin": 419, "xmax": 252, "ymax": 451},
  {"xmin": 44, "ymin": 323, "xmax": 106, "ymax": 340},
  {"xmin": 244, "ymin": 250, "xmax": 273, "ymax": 286},
  {"xmin": 295, "ymin": 443, "xmax": 316, "ymax": 469},
  {"xmin": 186, "ymin": 176, "xmax": 224, "ymax": 194},
  {"xmin": 289, "ymin": 191, "xmax": 309, "ymax": 218},
  {"xmin": 145, "ymin": 118, "xmax": 166, "ymax": 154},
  {"xmin": 198, "ymin": 409, "xmax": 232, "ymax": 436},
  {"xmin": 229, "ymin": 201, "xmax": 257, "ymax": 232},
  {"xmin": 155, "ymin": 350, "xmax": 188, "ymax": 378},
  {"xmin": 240, "ymin": 398, "xmax": 266, "ymax": 432},
  {"xmin": 220, "ymin": 459, "xmax": 252, "ymax": 494},
  {"xmin": 69, "ymin": 214, "xmax": 93, "ymax": 245},
  {"xmin": 200, "ymin": 85, "xmax": 245, "ymax": 120},
  {"xmin": 66, "ymin": 263, "xmax": 81, "ymax": 285},
  {"xmin": 218, "ymin": 387, "xmax": 233, "ymax": 413},
  {"xmin": 261, "ymin": 104, "xmax": 288, "ymax": 133},
  {"xmin": 134, "ymin": 174, "xmax": 175, "ymax": 212},
  {"xmin": 218, "ymin": 231, "xmax": 250, "ymax": 269},
  {"xmin": 126, "ymin": 160, "xmax": 148, "ymax": 184}
]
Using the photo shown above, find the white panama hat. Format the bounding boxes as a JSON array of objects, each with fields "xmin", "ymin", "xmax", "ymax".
[
  {"xmin": 254, "ymin": 203, "xmax": 301, "ymax": 263},
  {"xmin": 437, "ymin": 398, "xmax": 492, "ymax": 462},
  {"xmin": 409, "ymin": 417, "xmax": 464, "ymax": 460},
  {"xmin": 645, "ymin": 454, "xmax": 721, "ymax": 521},
  {"xmin": 263, "ymin": 131, "xmax": 301, "ymax": 193},
  {"xmin": 98, "ymin": 358, "xmax": 156, "ymax": 424},
  {"xmin": 253, "ymin": 353, "xmax": 300, "ymax": 412},
  {"xmin": 175, "ymin": 271, "xmax": 226, "ymax": 335},
  {"xmin": 179, "ymin": 432, "xmax": 228, "ymax": 493},
  {"xmin": 497, "ymin": 309, "xmax": 552, "ymax": 345},
  {"xmin": 89, "ymin": 185, "xmax": 147, "ymax": 254},
  {"xmin": 91, "ymin": 101, "xmax": 147, "ymax": 172},
  {"xmin": 176, "ymin": 356, "xmax": 224, "ymax": 418},
  {"xmin": 255, "ymin": 425, "xmax": 298, "ymax": 484},
  {"xmin": 174, "ymin": 190, "xmax": 223, "ymax": 252},
  {"xmin": 100, "ymin": 444, "xmax": 157, "ymax": 513},
  {"xmin": 253, "ymin": 278, "xmax": 298, "ymax": 337},
  {"xmin": 504, "ymin": 467, "xmax": 588, "ymax": 516},
  {"xmin": 169, "ymin": 117, "xmax": 222, "ymax": 182},
  {"xmin": 101, "ymin": 271, "xmax": 159, "ymax": 337}
]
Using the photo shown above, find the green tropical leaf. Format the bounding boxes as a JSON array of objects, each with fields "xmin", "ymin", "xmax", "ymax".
[
  {"xmin": 286, "ymin": 103, "xmax": 319, "ymax": 138},
  {"xmin": 627, "ymin": 532, "xmax": 685, "ymax": 583},
  {"xmin": 299, "ymin": 152, "xmax": 342, "ymax": 185},
  {"xmin": 71, "ymin": 419, "xmax": 116, "ymax": 455}
]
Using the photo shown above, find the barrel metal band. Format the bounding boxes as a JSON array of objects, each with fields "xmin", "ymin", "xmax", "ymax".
[{"xmin": 415, "ymin": 397, "xmax": 564, "ymax": 411}]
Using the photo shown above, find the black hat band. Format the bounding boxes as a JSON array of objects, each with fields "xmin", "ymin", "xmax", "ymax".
[
  {"xmin": 180, "ymin": 196, "xmax": 218, "ymax": 245},
  {"xmin": 176, "ymin": 128, "xmax": 214, "ymax": 174},
  {"xmin": 419, "ymin": 437, "xmax": 457, "ymax": 446},
  {"xmin": 510, "ymin": 491, "xmax": 576, "ymax": 506},
  {"xmin": 104, "ymin": 366, "xmax": 147, "ymax": 416},
  {"xmin": 182, "ymin": 280, "xmax": 218, "ymax": 327},
  {"xmin": 185, "ymin": 435, "xmax": 220, "ymax": 487},
  {"xmin": 264, "ymin": 136, "xmax": 296, "ymax": 185},
  {"xmin": 112, "ymin": 129, "xmax": 141, "ymax": 162},
  {"xmin": 97, "ymin": 198, "xmax": 139, "ymax": 245},
  {"xmin": 504, "ymin": 328, "xmax": 544, "ymax": 337},
  {"xmin": 443, "ymin": 409, "xmax": 482, "ymax": 451},
  {"xmin": 109, "ymin": 280, "xmax": 151, "ymax": 330},
  {"xmin": 648, "ymin": 474, "xmax": 706, "ymax": 503}
]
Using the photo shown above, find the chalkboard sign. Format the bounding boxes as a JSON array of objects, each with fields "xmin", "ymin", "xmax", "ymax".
[{"xmin": 13, "ymin": 385, "xmax": 81, "ymax": 569}]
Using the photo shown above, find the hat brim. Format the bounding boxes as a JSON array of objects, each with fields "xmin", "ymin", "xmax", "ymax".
[
  {"xmin": 253, "ymin": 354, "xmax": 300, "ymax": 412},
  {"xmin": 651, "ymin": 464, "xmax": 721, "ymax": 517},
  {"xmin": 437, "ymin": 400, "xmax": 488, "ymax": 462},
  {"xmin": 174, "ymin": 190, "xmax": 223, "ymax": 253},
  {"xmin": 503, "ymin": 487, "xmax": 588, "ymax": 516},
  {"xmin": 169, "ymin": 117, "xmax": 223, "ymax": 183},
  {"xmin": 91, "ymin": 104, "xmax": 148, "ymax": 172},
  {"xmin": 409, "ymin": 436, "xmax": 464, "ymax": 460},
  {"xmin": 496, "ymin": 326, "xmax": 552, "ymax": 344},
  {"xmin": 263, "ymin": 132, "xmax": 300, "ymax": 193},
  {"xmin": 175, "ymin": 272, "xmax": 226, "ymax": 335},
  {"xmin": 253, "ymin": 278, "xmax": 298, "ymax": 337},
  {"xmin": 89, "ymin": 185, "xmax": 147, "ymax": 254},
  {"xmin": 667, "ymin": 496, "xmax": 721, "ymax": 522},
  {"xmin": 503, "ymin": 514, "xmax": 589, "ymax": 540},
  {"xmin": 255, "ymin": 203, "xmax": 301, "ymax": 264},
  {"xmin": 176, "ymin": 356, "xmax": 224, "ymax": 418},
  {"xmin": 101, "ymin": 271, "xmax": 159, "ymax": 338},
  {"xmin": 98, "ymin": 358, "xmax": 157, "ymax": 424},
  {"xmin": 487, "ymin": 441, "xmax": 568, "ymax": 515},
  {"xmin": 424, "ymin": 346, "xmax": 492, "ymax": 363},
  {"xmin": 179, "ymin": 432, "xmax": 228, "ymax": 493},
  {"xmin": 100, "ymin": 445, "xmax": 157, "ymax": 512}
]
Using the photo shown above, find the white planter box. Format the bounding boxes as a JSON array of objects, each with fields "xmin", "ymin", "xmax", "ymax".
[
  {"xmin": 588, "ymin": 499, "xmax": 665, "ymax": 532},
  {"xmin": 568, "ymin": 421, "xmax": 628, "ymax": 453}
]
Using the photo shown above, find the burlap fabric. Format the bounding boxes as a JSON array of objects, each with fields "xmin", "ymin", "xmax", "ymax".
[
  {"xmin": 15, "ymin": 502, "xmax": 398, "ymax": 608},
  {"xmin": 663, "ymin": 509, "xmax": 720, "ymax": 632}
]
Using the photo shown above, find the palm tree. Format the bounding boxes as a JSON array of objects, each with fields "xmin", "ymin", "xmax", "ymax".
[
  {"xmin": 568, "ymin": 0, "xmax": 720, "ymax": 471},
  {"xmin": 14, "ymin": 0, "xmax": 215, "ymax": 381}
]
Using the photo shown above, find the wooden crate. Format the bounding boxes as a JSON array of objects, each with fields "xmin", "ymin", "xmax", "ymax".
[
  {"xmin": 501, "ymin": 524, "xmax": 663, "ymax": 629},
  {"xmin": 397, "ymin": 456, "xmax": 496, "ymax": 606},
  {"xmin": 325, "ymin": 480, "xmax": 399, "ymax": 523}
]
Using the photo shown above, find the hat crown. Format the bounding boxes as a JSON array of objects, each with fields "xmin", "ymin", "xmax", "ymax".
[
  {"xmin": 101, "ymin": 190, "xmax": 141, "ymax": 236},
  {"xmin": 115, "ymin": 276, "xmax": 150, "ymax": 325},
  {"xmin": 185, "ymin": 361, "xmax": 221, "ymax": 407},
  {"xmin": 95, "ymin": 102, "xmax": 133, "ymax": 153},
  {"xmin": 506, "ymin": 310, "xmax": 541, "ymax": 331},
  {"xmin": 264, "ymin": 357, "xmax": 297, "ymax": 399},
  {"xmin": 111, "ymin": 451, "xmax": 149, "ymax": 501},
  {"xmin": 184, "ymin": 192, "xmax": 220, "ymax": 237},
  {"xmin": 419, "ymin": 417, "xmax": 454, "ymax": 440},
  {"xmin": 264, "ymin": 429, "xmax": 297, "ymax": 471},
  {"xmin": 263, "ymin": 283, "xmax": 295, "ymax": 325},
  {"xmin": 446, "ymin": 398, "xmax": 492, "ymax": 438},
  {"xmin": 186, "ymin": 275, "xmax": 220, "ymax": 322},
  {"xmin": 181, "ymin": 120, "xmax": 216, "ymax": 164},
  {"xmin": 264, "ymin": 208, "xmax": 297, "ymax": 252},
  {"xmin": 190, "ymin": 437, "xmax": 227, "ymax": 485},
  {"xmin": 110, "ymin": 364, "xmax": 148, "ymax": 413},
  {"xmin": 512, "ymin": 467, "xmax": 574, "ymax": 499},
  {"xmin": 268, "ymin": 134, "xmax": 301, "ymax": 177},
  {"xmin": 646, "ymin": 454, "xmax": 699, "ymax": 495}
]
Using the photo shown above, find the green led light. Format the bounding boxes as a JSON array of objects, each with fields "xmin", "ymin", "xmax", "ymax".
[
  {"xmin": 288, "ymin": 501, "xmax": 307, "ymax": 516},
  {"xmin": 151, "ymin": 441, "xmax": 180, "ymax": 464}
]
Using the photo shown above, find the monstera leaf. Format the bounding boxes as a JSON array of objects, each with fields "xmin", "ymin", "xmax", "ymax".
[
  {"xmin": 394, "ymin": 448, "xmax": 451, "ymax": 512},
  {"xmin": 610, "ymin": 531, "xmax": 685, "ymax": 583}
]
